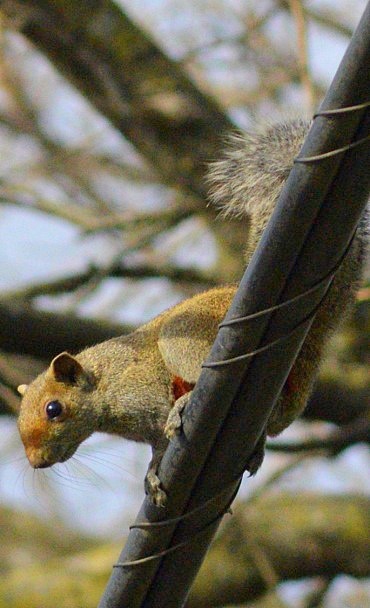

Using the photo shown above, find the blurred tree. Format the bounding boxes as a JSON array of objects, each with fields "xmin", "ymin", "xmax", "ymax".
[
  {"xmin": 0, "ymin": 1, "xmax": 368, "ymax": 607},
  {"xmin": 0, "ymin": 492, "xmax": 369, "ymax": 607}
]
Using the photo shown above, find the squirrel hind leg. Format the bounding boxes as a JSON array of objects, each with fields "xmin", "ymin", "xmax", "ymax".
[
  {"xmin": 145, "ymin": 445, "xmax": 168, "ymax": 507},
  {"xmin": 244, "ymin": 430, "xmax": 266, "ymax": 476}
]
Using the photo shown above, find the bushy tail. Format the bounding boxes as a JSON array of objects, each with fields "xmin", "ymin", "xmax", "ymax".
[
  {"xmin": 207, "ymin": 119, "xmax": 310, "ymax": 257},
  {"xmin": 208, "ymin": 118, "xmax": 368, "ymax": 437}
]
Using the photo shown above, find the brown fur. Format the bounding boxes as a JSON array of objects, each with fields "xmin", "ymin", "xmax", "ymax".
[{"xmin": 17, "ymin": 120, "xmax": 368, "ymax": 502}]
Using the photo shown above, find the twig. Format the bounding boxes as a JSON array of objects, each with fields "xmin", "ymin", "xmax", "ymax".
[
  {"xmin": 0, "ymin": 185, "xmax": 195, "ymax": 233},
  {"xmin": 288, "ymin": 0, "xmax": 315, "ymax": 113},
  {"xmin": 305, "ymin": 6, "xmax": 354, "ymax": 39},
  {"xmin": 0, "ymin": 259, "xmax": 218, "ymax": 303},
  {"xmin": 180, "ymin": 4, "xmax": 277, "ymax": 63},
  {"xmin": 280, "ymin": 1, "xmax": 354, "ymax": 39},
  {"xmin": 267, "ymin": 416, "xmax": 370, "ymax": 455},
  {"xmin": 0, "ymin": 381, "xmax": 20, "ymax": 413}
]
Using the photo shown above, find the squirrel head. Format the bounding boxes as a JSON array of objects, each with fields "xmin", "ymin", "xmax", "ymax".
[{"xmin": 17, "ymin": 352, "xmax": 98, "ymax": 469}]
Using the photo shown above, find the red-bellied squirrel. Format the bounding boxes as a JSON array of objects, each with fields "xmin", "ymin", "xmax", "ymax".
[{"xmin": 17, "ymin": 119, "xmax": 368, "ymax": 506}]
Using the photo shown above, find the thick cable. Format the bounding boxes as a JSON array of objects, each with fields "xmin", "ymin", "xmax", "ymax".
[{"xmin": 113, "ymin": 479, "xmax": 242, "ymax": 567}]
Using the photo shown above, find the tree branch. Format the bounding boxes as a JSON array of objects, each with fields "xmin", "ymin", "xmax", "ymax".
[
  {"xmin": 0, "ymin": 1, "xmax": 250, "ymax": 278},
  {"xmin": 1, "ymin": 262, "xmax": 218, "ymax": 303},
  {"xmin": 288, "ymin": 0, "xmax": 315, "ymax": 113},
  {"xmin": 0, "ymin": 0, "xmax": 232, "ymax": 198},
  {"xmin": 304, "ymin": 377, "xmax": 369, "ymax": 425},
  {"xmin": 0, "ymin": 301, "xmax": 129, "ymax": 359},
  {"xmin": 267, "ymin": 415, "xmax": 370, "ymax": 454},
  {"xmin": 187, "ymin": 493, "xmax": 370, "ymax": 608}
]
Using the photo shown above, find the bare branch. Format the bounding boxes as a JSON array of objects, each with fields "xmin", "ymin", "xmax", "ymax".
[
  {"xmin": 305, "ymin": 5, "xmax": 355, "ymax": 39},
  {"xmin": 279, "ymin": 0, "xmax": 354, "ymax": 39},
  {"xmin": 0, "ymin": 382, "xmax": 20, "ymax": 414},
  {"xmin": 288, "ymin": 0, "xmax": 315, "ymax": 113},
  {"xmin": 0, "ymin": 301, "xmax": 129, "ymax": 360},
  {"xmin": 304, "ymin": 377, "xmax": 369, "ymax": 425},
  {"xmin": 0, "ymin": 0, "xmax": 232, "ymax": 198},
  {"xmin": 0, "ymin": 186, "xmax": 195, "ymax": 233},
  {"xmin": 1, "ymin": 259, "xmax": 219, "ymax": 304},
  {"xmin": 267, "ymin": 415, "xmax": 370, "ymax": 454},
  {"xmin": 187, "ymin": 493, "xmax": 370, "ymax": 608}
]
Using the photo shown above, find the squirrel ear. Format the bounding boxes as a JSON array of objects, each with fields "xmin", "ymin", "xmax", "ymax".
[
  {"xmin": 17, "ymin": 384, "xmax": 28, "ymax": 396},
  {"xmin": 51, "ymin": 352, "xmax": 85, "ymax": 385}
]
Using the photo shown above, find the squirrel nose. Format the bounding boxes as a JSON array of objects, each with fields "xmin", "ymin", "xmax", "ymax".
[
  {"xmin": 33, "ymin": 461, "xmax": 51, "ymax": 469},
  {"xmin": 25, "ymin": 448, "xmax": 52, "ymax": 469}
]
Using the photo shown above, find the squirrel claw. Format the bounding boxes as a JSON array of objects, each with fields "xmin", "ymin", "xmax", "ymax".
[
  {"xmin": 145, "ymin": 468, "xmax": 167, "ymax": 508},
  {"xmin": 145, "ymin": 475, "xmax": 167, "ymax": 507},
  {"xmin": 164, "ymin": 393, "xmax": 191, "ymax": 440}
]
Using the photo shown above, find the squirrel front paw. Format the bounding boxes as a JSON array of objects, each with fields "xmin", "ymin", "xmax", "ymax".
[{"xmin": 164, "ymin": 393, "xmax": 191, "ymax": 440}]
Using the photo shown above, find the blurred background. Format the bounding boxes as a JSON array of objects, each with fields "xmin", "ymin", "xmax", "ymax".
[{"xmin": 0, "ymin": 1, "xmax": 368, "ymax": 606}]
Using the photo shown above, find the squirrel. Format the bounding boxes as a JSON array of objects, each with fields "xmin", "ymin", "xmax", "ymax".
[{"xmin": 17, "ymin": 119, "xmax": 368, "ymax": 506}]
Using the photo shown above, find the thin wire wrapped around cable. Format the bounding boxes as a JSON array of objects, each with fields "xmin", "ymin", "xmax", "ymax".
[
  {"xmin": 313, "ymin": 100, "xmax": 370, "ymax": 116},
  {"xmin": 202, "ymin": 234, "xmax": 355, "ymax": 369},
  {"xmin": 202, "ymin": 295, "xmax": 326, "ymax": 368},
  {"xmin": 297, "ymin": 100, "xmax": 370, "ymax": 162},
  {"xmin": 113, "ymin": 478, "xmax": 242, "ymax": 568},
  {"xmin": 130, "ymin": 479, "xmax": 241, "ymax": 529},
  {"xmin": 219, "ymin": 228, "xmax": 354, "ymax": 329},
  {"xmin": 295, "ymin": 134, "xmax": 370, "ymax": 163}
]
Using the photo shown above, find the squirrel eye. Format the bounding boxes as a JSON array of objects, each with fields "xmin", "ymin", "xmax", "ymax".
[{"xmin": 45, "ymin": 400, "xmax": 63, "ymax": 420}]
